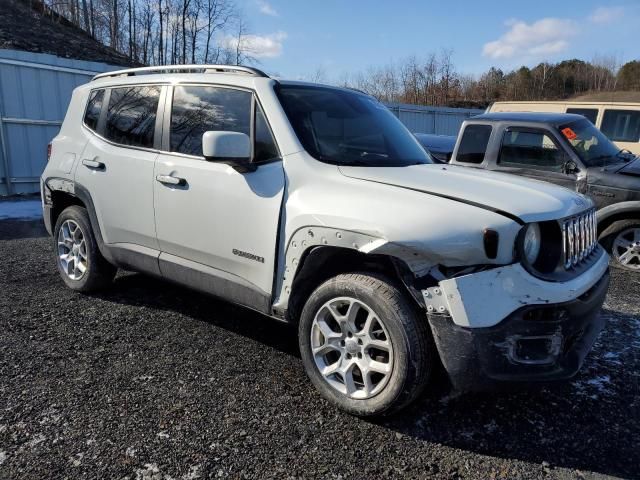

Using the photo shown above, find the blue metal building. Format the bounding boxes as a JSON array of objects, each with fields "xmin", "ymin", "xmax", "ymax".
[{"xmin": 0, "ymin": 50, "xmax": 120, "ymax": 195}]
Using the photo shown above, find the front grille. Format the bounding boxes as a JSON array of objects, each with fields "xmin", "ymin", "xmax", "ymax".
[{"xmin": 561, "ymin": 209, "xmax": 598, "ymax": 269}]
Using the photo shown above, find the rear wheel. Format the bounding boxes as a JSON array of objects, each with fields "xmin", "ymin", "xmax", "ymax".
[
  {"xmin": 601, "ymin": 219, "xmax": 640, "ymax": 271},
  {"xmin": 298, "ymin": 273, "xmax": 434, "ymax": 416},
  {"xmin": 54, "ymin": 206, "xmax": 116, "ymax": 292}
]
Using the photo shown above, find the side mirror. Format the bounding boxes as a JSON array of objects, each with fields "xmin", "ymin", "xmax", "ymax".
[
  {"xmin": 202, "ymin": 131, "xmax": 256, "ymax": 173},
  {"xmin": 562, "ymin": 159, "xmax": 579, "ymax": 175}
]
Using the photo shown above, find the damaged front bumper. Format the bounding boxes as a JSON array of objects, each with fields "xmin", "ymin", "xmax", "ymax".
[{"xmin": 423, "ymin": 249, "xmax": 610, "ymax": 390}]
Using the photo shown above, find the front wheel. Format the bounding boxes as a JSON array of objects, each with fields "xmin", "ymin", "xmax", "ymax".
[
  {"xmin": 600, "ymin": 219, "xmax": 640, "ymax": 271},
  {"xmin": 298, "ymin": 273, "xmax": 434, "ymax": 416}
]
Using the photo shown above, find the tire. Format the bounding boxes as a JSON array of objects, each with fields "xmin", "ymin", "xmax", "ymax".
[
  {"xmin": 298, "ymin": 272, "xmax": 434, "ymax": 416},
  {"xmin": 600, "ymin": 219, "xmax": 640, "ymax": 272},
  {"xmin": 53, "ymin": 205, "xmax": 116, "ymax": 292}
]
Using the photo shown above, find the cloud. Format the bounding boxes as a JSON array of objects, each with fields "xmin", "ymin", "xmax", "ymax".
[
  {"xmin": 222, "ymin": 31, "xmax": 287, "ymax": 58},
  {"xmin": 256, "ymin": 0, "xmax": 278, "ymax": 16},
  {"xmin": 482, "ymin": 17, "xmax": 578, "ymax": 60},
  {"xmin": 589, "ymin": 6, "xmax": 624, "ymax": 24}
]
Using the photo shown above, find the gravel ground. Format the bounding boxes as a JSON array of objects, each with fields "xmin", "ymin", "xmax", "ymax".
[{"xmin": 0, "ymin": 220, "xmax": 638, "ymax": 480}]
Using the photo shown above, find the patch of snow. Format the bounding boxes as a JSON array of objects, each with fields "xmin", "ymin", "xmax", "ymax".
[
  {"xmin": 0, "ymin": 199, "xmax": 42, "ymax": 220},
  {"xmin": 484, "ymin": 420, "xmax": 498, "ymax": 433},
  {"xmin": 157, "ymin": 431, "xmax": 170, "ymax": 439},
  {"xmin": 69, "ymin": 453, "xmax": 84, "ymax": 467},
  {"xmin": 27, "ymin": 433, "xmax": 46, "ymax": 448},
  {"xmin": 126, "ymin": 446, "xmax": 136, "ymax": 457},
  {"xmin": 136, "ymin": 463, "xmax": 162, "ymax": 480},
  {"xmin": 586, "ymin": 375, "xmax": 611, "ymax": 393},
  {"xmin": 0, "ymin": 450, "xmax": 7, "ymax": 465},
  {"xmin": 573, "ymin": 374, "xmax": 613, "ymax": 397},
  {"xmin": 460, "ymin": 431, "xmax": 474, "ymax": 440},
  {"xmin": 182, "ymin": 465, "xmax": 202, "ymax": 480}
]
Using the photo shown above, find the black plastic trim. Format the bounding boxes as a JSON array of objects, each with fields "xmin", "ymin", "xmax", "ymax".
[
  {"xmin": 483, "ymin": 229, "xmax": 499, "ymax": 259},
  {"xmin": 428, "ymin": 268, "xmax": 610, "ymax": 391},
  {"xmin": 159, "ymin": 254, "xmax": 271, "ymax": 314},
  {"xmin": 73, "ymin": 183, "xmax": 117, "ymax": 265}
]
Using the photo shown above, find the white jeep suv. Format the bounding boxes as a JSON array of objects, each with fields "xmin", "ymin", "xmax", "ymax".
[{"xmin": 41, "ymin": 65, "xmax": 610, "ymax": 416}]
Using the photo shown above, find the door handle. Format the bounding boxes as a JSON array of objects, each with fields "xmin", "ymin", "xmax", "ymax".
[
  {"xmin": 82, "ymin": 158, "xmax": 105, "ymax": 169},
  {"xmin": 156, "ymin": 174, "xmax": 186, "ymax": 186}
]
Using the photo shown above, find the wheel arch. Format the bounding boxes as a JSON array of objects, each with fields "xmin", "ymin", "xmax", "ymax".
[
  {"xmin": 273, "ymin": 227, "xmax": 429, "ymax": 323},
  {"xmin": 597, "ymin": 201, "xmax": 640, "ymax": 235},
  {"xmin": 49, "ymin": 190, "xmax": 85, "ymax": 232},
  {"xmin": 45, "ymin": 179, "xmax": 114, "ymax": 264}
]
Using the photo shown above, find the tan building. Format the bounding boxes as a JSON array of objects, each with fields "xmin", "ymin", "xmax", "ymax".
[{"xmin": 488, "ymin": 101, "xmax": 640, "ymax": 155}]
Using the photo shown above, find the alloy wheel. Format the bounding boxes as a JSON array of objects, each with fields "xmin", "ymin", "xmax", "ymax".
[
  {"xmin": 310, "ymin": 297, "xmax": 394, "ymax": 400},
  {"xmin": 57, "ymin": 220, "xmax": 88, "ymax": 280},
  {"xmin": 612, "ymin": 227, "xmax": 640, "ymax": 270}
]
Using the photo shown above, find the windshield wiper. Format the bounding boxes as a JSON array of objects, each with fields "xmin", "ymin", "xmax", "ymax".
[
  {"xmin": 360, "ymin": 152, "xmax": 389, "ymax": 159},
  {"xmin": 616, "ymin": 148, "xmax": 635, "ymax": 161}
]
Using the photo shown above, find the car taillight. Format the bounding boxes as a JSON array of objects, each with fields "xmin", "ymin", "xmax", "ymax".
[{"xmin": 47, "ymin": 143, "xmax": 52, "ymax": 162}]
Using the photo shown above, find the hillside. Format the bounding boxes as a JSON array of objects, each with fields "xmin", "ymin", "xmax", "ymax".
[
  {"xmin": 571, "ymin": 91, "xmax": 640, "ymax": 103},
  {"xmin": 0, "ymin": 0, "xmax": 134, "ymax": 66}
]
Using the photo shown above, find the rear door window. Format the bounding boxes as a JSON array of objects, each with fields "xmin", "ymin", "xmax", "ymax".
[
  {"xmin": 601, "ymin": 110, "xmax": 640, "ymax": 142},
  {"xmin": 170, "ymin": 85, "xmax": 251, "ymax": 156},
  {"xmin": 498, "ymin": 129, "xmax": 565, "ymax": 172},
  {"xmin": 457, "ymin": 124, "xmax": 492, "ymax": 164},
  {"xmin": 566, "ymin": 108, "xmax": 598, "ymax": 125},
  {"xmin": 84, "ymin": 89, "xmax": 105, "ymax": 132},
  {"xmin": 104, "ymin": 86, "xmax": 161, "ymax": 148}
]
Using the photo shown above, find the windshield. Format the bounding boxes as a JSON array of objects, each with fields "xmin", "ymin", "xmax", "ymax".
[
  {"xmin": 559, "ymin": 118, "xmax": 632, "ymax": 167},
  {"xmin": 276, "ymin": 85, "xmax": 432, "ymax": 167}
]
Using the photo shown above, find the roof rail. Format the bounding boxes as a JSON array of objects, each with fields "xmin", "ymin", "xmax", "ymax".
[{"xmin": 92, "ymin": 64, "xmax": 269, "ymax": 81}]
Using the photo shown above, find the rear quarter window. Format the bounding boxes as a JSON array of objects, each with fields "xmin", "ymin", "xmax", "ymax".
[
  {"xmin": 83, "ymin": 89, "xmax": 104, "ymax": 132},
  {"xmin": 457, "ymin": 124, "xmax": 492, "ymax": 164}
]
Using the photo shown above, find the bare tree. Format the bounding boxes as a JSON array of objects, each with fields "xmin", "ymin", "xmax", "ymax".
[
  {"xmin": 180, "ymin": 0, "xmax": 190, "ymax": 63},
  {"xmin": 203, "ymin": 0, "xmax": 234, "ymax": 62},
  {"xmin": 309, "ymin": 65, "xmax": 327, "ymax": 84},
  {"xmin": 81, "ymin": 0, "xmax": 91, "ymax": 34},
  {"xmin": 158, "ymin": 0, "xmax": 165, "ymax": 64},
  {"xmin": 110, "ymin": 0, "xmax": 119, "ymax": 50}
]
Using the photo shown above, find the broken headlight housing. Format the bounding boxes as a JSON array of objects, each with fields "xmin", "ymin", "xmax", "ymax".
[{"xmin": 517, "ymin": 221, "xmax": 565, "ymax": 280}]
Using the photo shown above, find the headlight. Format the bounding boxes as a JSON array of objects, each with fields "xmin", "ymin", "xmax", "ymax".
[{"xmin": 522, "ymin": 223, "xmax": 541, "ymax": 264}]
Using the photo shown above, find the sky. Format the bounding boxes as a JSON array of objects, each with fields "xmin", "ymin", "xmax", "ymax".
[{"xmin": 233, "ymin": 0, "xmax": 640, "ymax": 80}]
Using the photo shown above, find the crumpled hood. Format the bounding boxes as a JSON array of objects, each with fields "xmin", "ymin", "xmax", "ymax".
[{"xmin": 339, "ymin": 164, "xmax": 592, "ymax": 223}]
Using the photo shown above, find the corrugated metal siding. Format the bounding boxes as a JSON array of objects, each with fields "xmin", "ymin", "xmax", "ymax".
[
  {"xmin": 0, "ymin": 49, "xmax": 119, "ymax": 195},
  {"xmin": 384, "ymin": 102, "xmax": 484, "ymax": 136}
]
